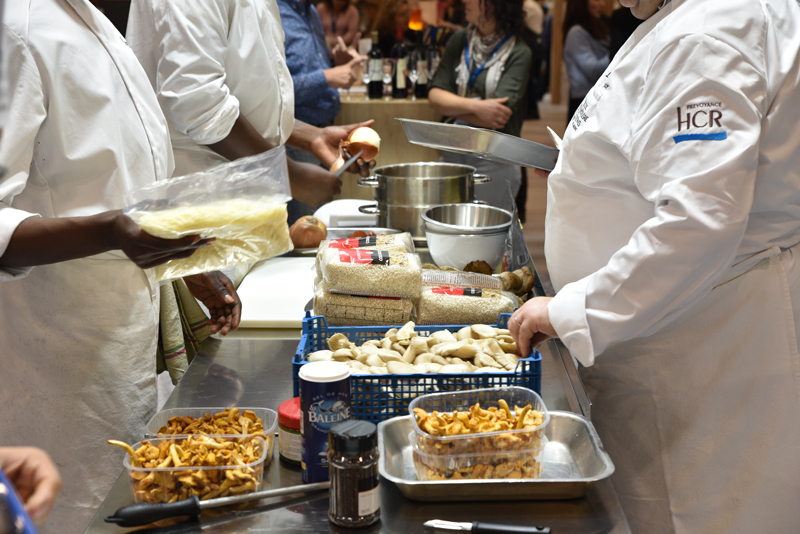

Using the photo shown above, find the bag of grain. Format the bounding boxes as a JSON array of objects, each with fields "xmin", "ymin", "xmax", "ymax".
[
  {"xmin": 313, "ymin": 282, "xmax": 413, "ymax": 326},
  {"xmin": 416, "ymin": 286, "xmax": 518, "ymax": 325},
  {"xmin": 318, "ymin": 248, "xmax": 422, "ymax": 298}
]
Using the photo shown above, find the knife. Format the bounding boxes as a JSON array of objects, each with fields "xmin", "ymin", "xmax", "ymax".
[
  {"xmin": 546, "ymin": 127, "xmax": 563, "ymax": 151},
  {"xmin": 104, "ymin": 481, "xmax": 330, "ymax": 527},
  {"xmin": 424, "ymin": 519, "xmax": 550, "ymax": 534},
  {"xmin": 334, "ymin": 150, "xmax": 364, "ymax": 177}
]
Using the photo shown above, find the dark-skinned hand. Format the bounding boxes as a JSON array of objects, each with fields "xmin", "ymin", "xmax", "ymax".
[
  {"xmin": 184, "ymin": 271, "xmax": 241, "ymax": 336},
  {"xmin": 310, "ymin": 120, "xmax": 378, "ymax": 178},
  {"xmin": 112, "ymin": 212, "xmax": 213, "ymax": 269}
]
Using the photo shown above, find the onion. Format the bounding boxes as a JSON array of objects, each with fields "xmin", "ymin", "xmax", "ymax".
[
  {"xmin": 347, "ymin": 127, "xmax": 381, "ymax": 161},
  {"xmin": 329, "ymin": 153, "xmax": 346, "ymax": 174},
  {"xmin": 289, "ymin": 216, "xmax": 327, "ymax": 248}
]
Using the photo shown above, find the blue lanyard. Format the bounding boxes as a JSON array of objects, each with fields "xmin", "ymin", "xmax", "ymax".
[{"xmin": 464, "ymin": 33, "xmax": 512, "ymax": 90}]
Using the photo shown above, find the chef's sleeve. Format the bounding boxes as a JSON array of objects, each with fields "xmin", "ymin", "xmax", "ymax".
[
  {"xmin": 150, "ymin": 0, "xmax": 240, "ymax": 145},
  {"xmin": 0, "ymin": 26, "xmax": 46, "ymax": 281},
  {"xmin": 547, "ymin": 34, "xmax": 765, "ymax": 365}
]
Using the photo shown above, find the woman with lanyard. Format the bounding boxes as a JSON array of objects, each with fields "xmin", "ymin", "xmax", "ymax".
[
  {"xmin": 428, "ymin": 0, "xmax": 531, "ymax": 213},
  {"xmin": 510, "ymin": 0, "xmax": 800, "ymax": 531}
]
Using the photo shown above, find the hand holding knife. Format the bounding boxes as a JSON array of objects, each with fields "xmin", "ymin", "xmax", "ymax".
[{"xmin": 425, "ymin": 519, "xmax": 550, "ymax": 534}]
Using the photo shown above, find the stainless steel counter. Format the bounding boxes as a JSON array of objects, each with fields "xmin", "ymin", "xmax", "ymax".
[{"xmin": 84, "ymin": 335, "xmax": 630, "ymax": 533}]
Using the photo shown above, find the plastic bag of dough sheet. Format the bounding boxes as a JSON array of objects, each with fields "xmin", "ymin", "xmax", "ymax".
[{"xmin": 124, "ymin": 146, "xmax": 293, "ymax": 281}]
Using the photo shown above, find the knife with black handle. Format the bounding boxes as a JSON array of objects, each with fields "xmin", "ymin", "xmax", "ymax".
[{"xmin": 424, "ymin": 519, "xmax": 551, "ymax": 533}]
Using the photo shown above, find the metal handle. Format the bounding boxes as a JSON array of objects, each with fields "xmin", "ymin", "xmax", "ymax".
[
  {"xmin": 358, "ymin": 203, "xmax": 380, "ymax": 215},
  {"xmin": 357, "ymin": 177, "xmax": 380, "ymax": 187},
  {"xmin": 473, "ymin": 174, "xmax": 492, "ymax": 184}
]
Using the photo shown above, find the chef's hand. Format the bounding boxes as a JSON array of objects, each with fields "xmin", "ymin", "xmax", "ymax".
[
  {"xmin": 287, "ymin": 158, "xmax": 342, "ymax": 207},
  {"xmin": 332, "ymin": 35, "xmax": 364, "ymax": 65},
  {"xmin": 0, "ymin": 447, "xmax": 62, "ymax": 523},
  {"xmin": 509, "ymin": 297, "xmax": 557, "ymax": 357},
  {"xmin": 113, "ymin": 213, "xmax": 213, "ymax": 269},
  {"xmin": 532, "ymin": 168, "xmax": 551, "ymax": 179},
  {"xmin": 184, "ymin": 271, "xmax": 241, "ymax": 336},
  {"xmin": 309, "ymin": 120, "xmax": 377, "ymax": 177},
  {"xmin": 472, "ymin": 97, "xmax": 513, "ymax": 130}
]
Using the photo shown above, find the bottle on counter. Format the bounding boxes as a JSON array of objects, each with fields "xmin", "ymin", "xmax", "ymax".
[
  {"xmin": 299, "ymin": 361, "xmax": 351, "ymax": 483},
  {"xmin": 278, "ymin": 397, "xmax": 301, "ymax": 465},
  {"xmin": 328, "ymin": 420, "xmax": 380, "ymax": 528},
  {"xmin": 391, "ymin": 27, "xmax": 408, "ymax": 99},
  {"xmin": 367, "ymin": 31, "xmax": 384, "ymax": 100}
]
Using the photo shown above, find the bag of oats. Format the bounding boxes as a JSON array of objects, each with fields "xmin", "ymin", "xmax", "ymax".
[{"xmin": 318, "ymin": 248, "xmax": 423, "ymax": 298}]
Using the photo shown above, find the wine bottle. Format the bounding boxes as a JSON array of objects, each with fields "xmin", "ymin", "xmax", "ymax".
[
  {"xmin": 391, "ymin": 27, "xmax": 408, "ymax": 99},
  {"xmin": 367, "ymin": 31, "xmax": 383, "ymax": 100},
  {"xmin": 414, "ymin": 31, "xmax": 429, "ymax": 99}
]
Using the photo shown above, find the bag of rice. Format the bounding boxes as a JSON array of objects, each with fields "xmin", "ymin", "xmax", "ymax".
[
  {"xmin": 320, "ymin": 232, "xmax": 414, "ymax": 253},
  {"xmin": 318, "ymin": 248, "xmax": 422, "ymax": 298},
  {"xmin": 313, "ymin": 282, "xmax": 413, "ymax": 326},
  {"xmin": 416, "ymin": 286, "xmax": 517, "ymax": 325}
]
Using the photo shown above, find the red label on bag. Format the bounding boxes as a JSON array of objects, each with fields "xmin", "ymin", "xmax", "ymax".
[
  {"xmin": 328, "ymin": 237, "xmax": 378, "ymax": 249},
  {"xmin": 431, "ymin": 286, "xmax": 483, "ymax": 297},
  {"xmin": 338, "ymin": 249, "xmax": 391, "ymax": 265}
]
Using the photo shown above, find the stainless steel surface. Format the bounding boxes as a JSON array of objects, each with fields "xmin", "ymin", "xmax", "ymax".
[
  {"xmin": 420, "ymin": 221, "xmax": 507, "ymax": 238},
  {"xmin": 334, "ymin": 151, "xmax": 363, "ymax": 177},
  {"xmin": 421, "ymin": 204, "xmax": 513, "ymax": 235},
  {"xmin": 398, "ymin": 119, "xmax": 560, "ymax": 172},
  {"xmin": 379, "ymin": 414, "xmax": 614, "ymax": 502},
  {"xmin": 357, "ymin": 163, "xmax": 491, "ymax": 237},
  {"xmin": 200, "ymin": 482, "xmax": 330, "ymax": 509},
  {"xmin": 85, "ymin": 334, "xmax": 628, "ymax": 533}
]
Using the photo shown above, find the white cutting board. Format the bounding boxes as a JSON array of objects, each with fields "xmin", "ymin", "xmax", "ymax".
[{"xmin": 237, "ymin": 256, "xmax": 316, "ymax": 329}]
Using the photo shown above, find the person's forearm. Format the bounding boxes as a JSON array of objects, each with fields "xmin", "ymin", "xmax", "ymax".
[
  {"xmin": 458, "ymin": 113, "xmax": 495, "ymax": 129},
  {"xmin": 208, "ymin": 115, "xmax": 274, "ymax": 161},
  {"xmin": 0, "ymin": 211, "xmax": 118, "ymax": 268},
  {"xmin": 287, "ymin": 120, "xmax": 319, "ymax": 153},
  {"xmin": 428, "ymin": 88, "xmax": 479, "ymax": 117}
]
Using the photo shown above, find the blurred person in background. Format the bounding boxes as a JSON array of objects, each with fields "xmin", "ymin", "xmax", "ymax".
[
  {"xmin": 437, "ymin": 0, "xmax": 466, "ymax": 45},
  {"xmin": 277, "ymin": 0, "xmax": 367, "ymax": 218},
  {"xmin": 428, "ymin": 0, "xmax": 531, "ymax": 213},
  {"xmin": 354, "ymin": 0, "xmax": 381, "ymax": 37},
  {"xmin": 0, "ymin": 448, "xmax": 61, "ymax": 525},
  {"xmin": 562, "ymin": 0, "xmax": 610, "ymax": 120},
  {"xmin": 127, "ymin": 0, "xmax": 372, "ymax": 226},
  {"xmin": 608, "ymin": 5, "xmax": 643, "ymax": 59},
  {"xmin": 371, "ymin": 0, "xmax": 412, "ymax": 55},
  {"xmin": 521, "ymin": 0, "xmax": 544, "ymax": 120},
  {"xmin": 317, "ymin": 0, "xmax": 362, "ymax": 49},
  {"xmin": 0, "ymin": 1, "xmax": 241, "ymax": 531}
]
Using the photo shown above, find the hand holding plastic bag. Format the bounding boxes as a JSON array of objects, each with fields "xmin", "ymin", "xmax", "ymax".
[{"xmin": 124, "ymin": 146, "xmax": 294, "ymax": 281}]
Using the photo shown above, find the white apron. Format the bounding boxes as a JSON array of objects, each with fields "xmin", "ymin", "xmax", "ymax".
[
  {"xmin": 0, "ymin": 1, "xmax": 173, "ymax": 531},
  {"xmin": 581, "ymin": 245, "xmax": 800, "ymax": 533}
]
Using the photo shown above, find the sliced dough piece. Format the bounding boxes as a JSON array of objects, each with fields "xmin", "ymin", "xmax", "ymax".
[{"xmin": 307, "ymin": 350, "xmax": 333, "ymax": 362}]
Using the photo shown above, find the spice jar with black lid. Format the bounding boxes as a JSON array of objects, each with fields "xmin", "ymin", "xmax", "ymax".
[{"xmin": 328, "ymin": 420, "xmax": 380, "ymax": 527}]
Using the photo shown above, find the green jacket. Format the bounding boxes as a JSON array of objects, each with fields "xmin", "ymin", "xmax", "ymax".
[{"xmin": 429, "ymin": 29, "xmax": 532, "ymax": 137}]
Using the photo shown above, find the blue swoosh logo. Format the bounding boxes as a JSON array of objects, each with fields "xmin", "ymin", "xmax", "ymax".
[{"xmin": 673, "ymin": 131, "xmax": 727, "ymax": 143}]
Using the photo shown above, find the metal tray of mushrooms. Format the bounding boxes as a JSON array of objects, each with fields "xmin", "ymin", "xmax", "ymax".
[
  {"xmin": 378, "ymin": 412, "xmax": 614, "ymax": 501},
  {"xmin": 397, "ymin": 119, "xmax": 560, "ymax": 171}
]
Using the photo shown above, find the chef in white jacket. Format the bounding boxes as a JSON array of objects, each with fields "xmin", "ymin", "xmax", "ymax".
[
  {"xmin": 510, "ymin": 0, "xmax": 800, "ymax": 532},
  {"xmin": 0, "ymin": 1, "xmax": 240, "ymax": 532},
  {"xmin": 126, "ymin": 0, "xmax": 372, "ymax": 212}
]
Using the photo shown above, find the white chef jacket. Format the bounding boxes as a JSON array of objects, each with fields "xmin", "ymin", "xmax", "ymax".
[
  {"xmin": 0, "ymin": 0, "xmax": 172, "ymax": 531},
  {"xmin": 127, "ymin": 0, "xmax": 295, "ymax": 177},
  {"xmin": 546, "ymin": 0, "xmax": 800, "ymax": 365}
]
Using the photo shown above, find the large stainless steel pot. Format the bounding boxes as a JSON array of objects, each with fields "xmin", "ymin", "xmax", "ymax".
[{"xmin": 357, "ymin": 163, "xmax": 491, "ymax": 237}]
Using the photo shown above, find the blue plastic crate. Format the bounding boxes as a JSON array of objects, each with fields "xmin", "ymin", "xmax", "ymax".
[{"xmin": 293, "ymin": 312, "xmax": 542, "ymax": 424}]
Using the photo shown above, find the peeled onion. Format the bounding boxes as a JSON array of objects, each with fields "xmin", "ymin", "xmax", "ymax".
[
  {"xmin": 289, "ymin": 216, "xmax": 327, "ymax": 248},
  {"xmin": 347, "ymin": 127, "xmax": 381, "ymax": 161}
]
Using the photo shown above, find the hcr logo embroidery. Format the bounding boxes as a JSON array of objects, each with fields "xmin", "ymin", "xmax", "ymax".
[{"xmin": 677, "ymin": 102, "xmax": 723, "ymax": 131}]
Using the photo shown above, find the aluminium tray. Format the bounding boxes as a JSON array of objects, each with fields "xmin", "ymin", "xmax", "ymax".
[
  {"xmin": 378, "ymin": 412, "xmax": 614, "ymax": 501},
  {"xmin": 398, "ymin": 119, "xmax": 560, "ymax": 171}
]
